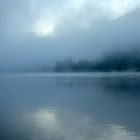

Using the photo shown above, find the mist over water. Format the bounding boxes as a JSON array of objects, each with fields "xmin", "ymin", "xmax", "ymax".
[
  {"xmin": 0, "ymin": 73, "xmax": 140, "ymax": 140},
  {"xmin": 0, "ymin": 0, "xmax": 140, "ymax": 140}
]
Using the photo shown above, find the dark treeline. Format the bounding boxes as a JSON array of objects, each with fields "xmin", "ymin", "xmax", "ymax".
[
  {"xmin": 54, "ymin": 50, "xmax": 140, "ymax": 72},
  {"xmin": 1, "ymin": 50, "xmax": 140, "ymax": 73}
]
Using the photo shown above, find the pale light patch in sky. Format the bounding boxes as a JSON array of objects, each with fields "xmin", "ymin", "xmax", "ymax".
[
  {"xmin": 28, "ymin": 0, "xmax": 140, "ymax": 37},
  {"xmin": 29, "ymin": 0, "xmax": 96, "ymax": 37},
  {"xmin": 66, "ymin": 0, "xmax": 87, "ymax": 12},
  {"xmin": 107, "ymin": 0, "xmax": 140, "ymax": 19},
  {"xmin": 32, "ymin": 19, "xmax": 56, "ymax": 37}
]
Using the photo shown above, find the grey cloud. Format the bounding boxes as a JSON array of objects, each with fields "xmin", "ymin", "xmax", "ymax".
[{"xmin": 0, "ymin": 0, "xmax": 140, "ymax": 70}]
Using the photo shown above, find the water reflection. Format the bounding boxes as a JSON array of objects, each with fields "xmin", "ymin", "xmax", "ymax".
[
  {"xmin": 0, "ymin": 73, "xmax": 140, "ymax": 140},
  {"xmin": 25, "ymin": 109, "xmax": 139, "ymax": 140}
]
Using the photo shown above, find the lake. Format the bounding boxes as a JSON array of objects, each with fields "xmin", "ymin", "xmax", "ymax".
[{"xmin": 0, "ymin": 73, "xmax": 140, "ymax": 140}]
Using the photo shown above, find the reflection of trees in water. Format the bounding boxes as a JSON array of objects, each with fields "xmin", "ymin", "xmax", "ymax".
[
  {"xmin": 99, "ymin": 76, "xmax": 140, "ymax": 96},
  {"xmin": 44, "ymin": 75, "xmax": 140, "ymax": 138},
  {"xmin": 0, "ymin": 75, "xmax": 140, "ymax": 139},
  {"xmin": 96, "ymin": 76, "xmax": 140, "ymax": 137}
]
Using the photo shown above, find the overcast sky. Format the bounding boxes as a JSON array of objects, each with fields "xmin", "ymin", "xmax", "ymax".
[{"xmin": 0, "ymin": 0, "xmax": 140, "ymax": 69}]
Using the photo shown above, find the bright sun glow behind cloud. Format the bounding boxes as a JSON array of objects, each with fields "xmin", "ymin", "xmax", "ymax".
[
  {"xmin": 30, "ymin": 0, "xmax": 140, "ymax": 37},
  {"xmin": 32, "ymin": 20, "xmax": 56, "ymax": 37}
]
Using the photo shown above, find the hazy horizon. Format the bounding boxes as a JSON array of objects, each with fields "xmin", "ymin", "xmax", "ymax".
[{"xmin": 1, "ymin": 0, "xmax": 140, "ymax": 70}]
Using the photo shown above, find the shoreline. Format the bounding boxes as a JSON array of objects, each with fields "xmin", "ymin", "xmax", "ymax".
[{"xmin": 1, "ymin": 72, "xmax": 140, "ymax": 77}]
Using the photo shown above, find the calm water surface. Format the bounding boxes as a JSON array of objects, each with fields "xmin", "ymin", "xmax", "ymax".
[{"xmin": 0, "ymin": 73, "xmax": 140, "ymax": 140}]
